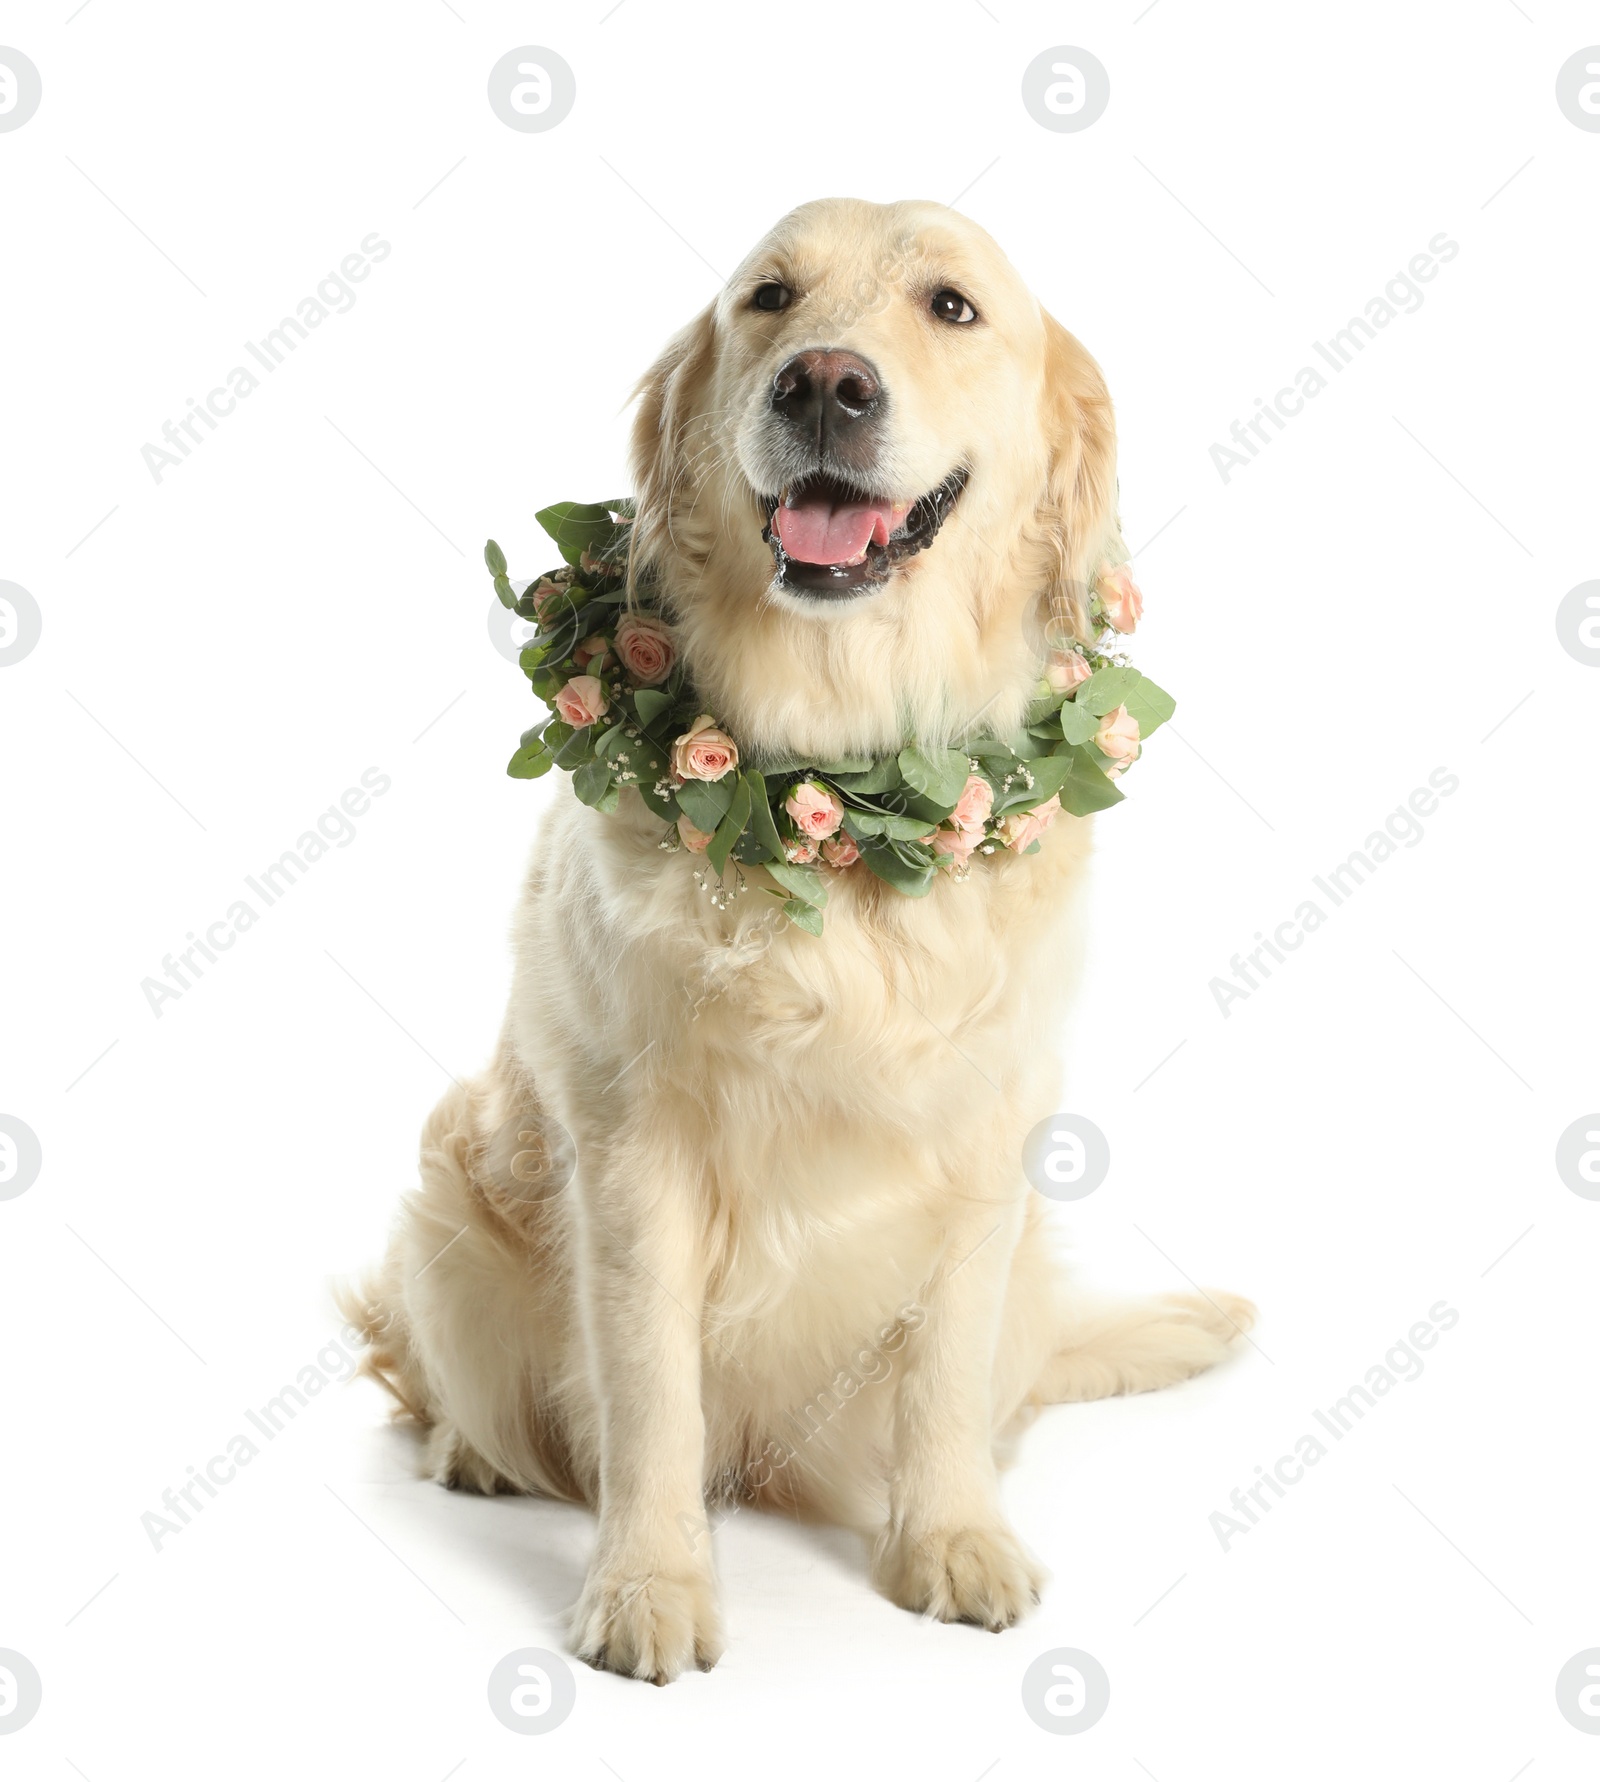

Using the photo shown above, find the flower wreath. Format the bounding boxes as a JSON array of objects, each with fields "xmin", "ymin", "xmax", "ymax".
[{"xmin": 485, "ymin": 499, "xmax": 1174, "ymax": 935}]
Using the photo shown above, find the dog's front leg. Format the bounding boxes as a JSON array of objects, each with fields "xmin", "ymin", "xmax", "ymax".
[
  {"xmin": 568, "ymin": 1107, "xmax": 723, "ymax": 1683},
  {"xmin": 873, "ymin": 1187, "xmax": 1044, "ymax": 1629}
]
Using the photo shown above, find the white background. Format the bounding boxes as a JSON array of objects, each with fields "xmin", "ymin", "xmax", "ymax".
[{"xmin": 3, "ymin": 2, "xmax": 1598, "ymax": 1776}]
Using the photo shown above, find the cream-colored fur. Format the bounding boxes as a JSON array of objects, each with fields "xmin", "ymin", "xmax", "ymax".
[{"xmin": 340, "ymin": 198, "xmax": 1254, "ymax": 1683}]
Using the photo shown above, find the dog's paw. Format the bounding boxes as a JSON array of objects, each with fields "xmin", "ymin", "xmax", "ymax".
[
  {"xmin": 570, "ymin": 1561, "xmax": 724, "ymax": 1684},
  {"xmin": 872, "ymin": 1519, "xmax": 1044, "ymax": 1630},
  {"xmin": 425, "ymin": 1422, "xmax": 518, "ymax": 1496}
]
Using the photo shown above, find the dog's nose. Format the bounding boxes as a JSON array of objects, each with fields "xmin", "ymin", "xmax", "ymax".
[{"xmin": 769, "ymin": 349, "xmax": 883, "ymax": 440}]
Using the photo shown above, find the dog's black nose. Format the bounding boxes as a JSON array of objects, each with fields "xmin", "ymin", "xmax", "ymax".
[{"xmin": 769, "ymin": 349, "xmax": 883, "ymax": 444}]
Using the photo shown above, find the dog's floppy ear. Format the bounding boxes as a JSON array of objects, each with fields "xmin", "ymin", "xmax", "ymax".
[
  {"xmin": 1035, "ymin": 309, "xmax": 1121, "ymax": 642},
  {"xmin": 627, "ymin": 302, "xmax": 718, "ymax": 594}
]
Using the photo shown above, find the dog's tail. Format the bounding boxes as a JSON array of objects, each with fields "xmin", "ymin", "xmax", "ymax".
[
  {"xmin": 1036, "ymin": 1290, "xmax": 1257, "ymax": 1403},
  {"xmin": 334, "ymin": 1247, "xmax": 432, "ymax": 1424}
]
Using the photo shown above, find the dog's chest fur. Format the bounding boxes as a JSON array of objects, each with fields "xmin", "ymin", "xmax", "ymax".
[{"xmin": 511, "ymin": 789, "xmax": 1090, "ymax": 1336}]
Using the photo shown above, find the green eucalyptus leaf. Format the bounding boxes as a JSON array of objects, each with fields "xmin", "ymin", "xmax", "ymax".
[
  {"xmin": 494, "ymin": 574, "xmax": 515, "ymax": 609},
  {"xmin": 743, "ymin": 770, "xmax": 784, "ymax": 862},
  {"xmin": 1077, "ymin": 664, "xmax": 1141, "ymax": 716},
  {"xmin": 858, "ymin": 837, "xmax": 936, "ymax": 897},
  {"xmin": 675, "ymin": 775, "xmax": 735, "ymax": 833},
  {"xmin": 763, "ymin": 861, "xmax": 828, "ymax": 909},
  {"xmin": 632, "ymin": 688, "xmax": 675, "ymax": 729},
  {"xmin": 992, "ymin": 753, "xmax": 1077, "ymax": 814},
  {"xmin": 1053, "ymin": 744, "xmax": 1126, "ymax": 816},
  {"xmin": 484, "ymin": 539, "xmax": 508, "ymax": 576},
  {"xmin": 829, "ymin": 757, "xmax": 906, "ymax": 796},
  {"xmin": 1057, "ymin": 700, "xmax": 1101, "ymax": 745},
  {"xmin": 534, "ymin": 500, "xmax": 620, "ymax": 567},
  {"xmin": 594, "ymin": 723, "xmax": 634, "ymax": 763},
  {"xmin": 1122, "ymin": 674, "xmax": 1176, "ymax": 738},
  {"xmin": 898, "ymin": 745, "xmax": 970, "ymax": 806},
  {"xmin": 552, "ymin": 724, "xmax": 597, "ymax": 769},
  {"xmin": 705, "ymin": 776, "xmax": 752, "ymax": 876},
  {"xmin": 782, "ymin": 898, "xmax": 824, "ymax": 937},
  {"xmin": 843, "ymin": 808, "xmax": 937, "ymax": 842},
  {"xmin": 506, "ymin": 745, "xmax": 552, "ymax": 780},
  {"xmin": 571, "ymin": 758, "xmax": 614, "ymax": 806}
]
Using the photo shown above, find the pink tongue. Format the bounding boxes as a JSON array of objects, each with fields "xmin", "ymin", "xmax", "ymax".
[{"xmin": 773, "ymin": 493, "xmax": 912, "ymax": 566}]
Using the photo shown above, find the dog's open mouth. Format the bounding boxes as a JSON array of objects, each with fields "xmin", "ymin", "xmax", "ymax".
[{"xmin": 761, "ymin": 467, "xmax": 969, "ymax": 597}]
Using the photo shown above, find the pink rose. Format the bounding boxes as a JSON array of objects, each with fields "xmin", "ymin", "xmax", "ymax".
[
  {"xmin": 784, "ymin": 780, "xmax": 845, "ymax": 839},
  {"xmin": 950, "ymin": 773, "xmax": 993, "ymax": 835},
  {"xmin": 997, "ymin": 793, "xmax": 1061, "ymax": 853},
  {"xmin": 821, "ymin": 833, "xmax": 860, "ymax": 869},
  {"xmin": 530, "ymin": 577, "xmax": 566, "ymax": 619},
  {"xmin": 554, "ymin": 674, "xmax": 608, "ymax": 729},
  {"xmin": 671, "ymin": 714, "xmax": 738, "ymax": 782},
  {"xmin": 572, "ymin": 634, "xmax": 612, "ymax": 671},
  {"xmin": 1046, "ymin": 650, "xmax": 1092, "ymax": 694},
  {"xmin": 614, "ymin": 613, "xmax": 676, "ymax": 686},
  {"xmin": 929, "ymin": 826, "xmax": 979, "ymax": 871},
  {"xmin": 784, "ymin": 838, "xmax": 818, "ymax": 864},
  {"xmin": 1094, "ymin": 704, "xmax": 1141, "ymax": 777},
  {"xmin": 677, "ymin": 813, "xmax": 714, "ymax": 853},
  {"xmin": 1097, "ymin": 562, "xmax": 1144, "ymax": 634}
]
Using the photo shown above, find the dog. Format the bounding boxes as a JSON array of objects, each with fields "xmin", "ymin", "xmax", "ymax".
[{"xmin": 340, "ymin": 196, "xmax": 1253, "ymax": 1683}]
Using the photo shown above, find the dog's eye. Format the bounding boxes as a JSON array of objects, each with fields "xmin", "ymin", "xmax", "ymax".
[
  {"xmin": 930, "ymin": 288, "xmax": 978, "ymax": 325},
  {"xmin": 751, "ymin": 283, "xmax": 792, "ymax": 313}
]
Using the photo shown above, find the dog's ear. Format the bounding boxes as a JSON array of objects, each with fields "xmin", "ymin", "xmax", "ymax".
[
  {"xmin": 627, "ymin": 302, "xmax": 718, "ymax": 594},
  {"xmin": 1035, "ymin": 310, "xmax": 1121, "ymax": 642}
]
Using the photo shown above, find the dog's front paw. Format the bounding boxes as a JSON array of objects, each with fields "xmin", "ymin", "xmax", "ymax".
[
  {"xmin": 570, "ymin": 1559, "xmax": 724, "ymax": 1684},
  {"xmin": 873, "ymin": 1519, "xmax": 1044, "ymax": 1630}
]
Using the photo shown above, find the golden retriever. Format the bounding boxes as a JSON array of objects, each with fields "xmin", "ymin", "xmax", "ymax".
[{"xmin": 340, "ymin": 197, "xmax": 1254, "ymax": 1683}]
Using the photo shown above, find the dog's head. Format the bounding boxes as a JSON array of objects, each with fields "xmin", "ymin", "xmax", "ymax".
[{"xmin": 630, "ymin": 197, "xmax": 1122, "ymax": 759}]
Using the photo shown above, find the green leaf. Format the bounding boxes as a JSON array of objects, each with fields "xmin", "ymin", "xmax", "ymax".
[
  {"xmin": 519, "ymin": 641, "xmax": 552, "ymax": 674},
  {"xmin": 632, "ymin": 688, "xmax": 675, "ymax": 729},
  {"xmin": 764, "ymin": 861, "xmax": 828, "ymax": 909},
  {"xmin": 552, "ymin": 724, "xmax": 596, "ymax": 769},
  {"xmin": 1077, "ymin": 664, "xmax": 1141, "ymax": 716},
  {"xmin": 743, "ymin": 770, "xmax": 784, "ymax": 862},
  {"xmin": 1122, "ymin": 674, "xmax": 1176, "ymax": 738},
  {"xmin": 675, "ymin": 774, "xmax": 735, "ymax": 833},
  {"xmin": 571, "ymin": 758, "xmax": 614, "ymax": 807},
  {"xmin": 484, "ymin": 539, "xmax": 508, "ymax": 577},
  {"xmin": 639, "ymin": 777, "xmax": 678, "ymax": 820},
  {"xmin": 594, "ymin": 723, "xmax": 634, "ymax": 763},
  {"xmin": 898, "ymin": 745, "xmax": 970, "ymax": 807},
  {"xmin": 506, "ymin": 744, "xmax": 552, "ymax": 780},
  {"xmin": 534, "ymin": 500, "xmax": 620, "ymax": 567},
  {"xmin": 494, "ymin": 574, "xmax": 515, "ymax": 609},
  {"xmin": 1057, "ymin": 700, "xmax": 1101, "ymax": 744},
  {"xmin": 843, "ymin": 808, "xmax": 937, "ymax": 842},
  {"xmin": 810, "ymin": 755, "xmax": 874, "ymax": 775},
  {"xmin": 1053, "ymin": 744, "xmax": 1126, "ymax": 816},
  {"xmin": 829, "ymin": 757, "xmax": 906, "ymax": 796},
  {"xmin": 858, "ymin": 837, "xmax": 936, "ymax": 897},
  {"xmin": 705, "ymin": 775, "xmax": 752, "ymax": 876},
  {"xmin": 992, "ymin": 753, "xmax": 1077, "ymax": 814},
  {"xmin": 966, "ymin": 737, "xmax": 1021, "ymax": 766},
  {"xmin": 782, "ymin": 898, "xmax": 824, "ymax": 937}
]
